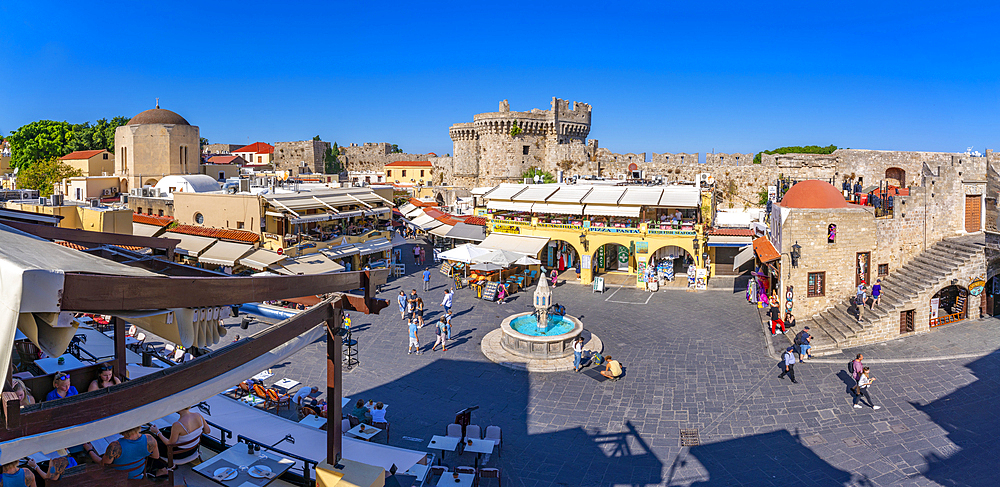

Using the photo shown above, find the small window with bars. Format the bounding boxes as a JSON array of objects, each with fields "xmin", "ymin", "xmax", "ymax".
[
  {"xmin": 807, "ymin": 272, "xmax": 825, "ymax": 297},
  {"xmin": 878, "ymin": 264, "xmax": 888, "ymax": 276}
]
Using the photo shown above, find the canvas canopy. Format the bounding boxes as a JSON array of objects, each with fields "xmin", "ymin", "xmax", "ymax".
[
  {"xmin": 478, "ymin": 233, "xmax": 550, "ymax": 256},
  {"xmin": 198, "ymin": 241, "xmax": 253, "ymax": 266}
]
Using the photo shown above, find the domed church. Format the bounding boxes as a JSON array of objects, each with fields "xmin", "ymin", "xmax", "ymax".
[{"xmin": 114, "ymin": 102, "xmax": 200, "ymax": 191}]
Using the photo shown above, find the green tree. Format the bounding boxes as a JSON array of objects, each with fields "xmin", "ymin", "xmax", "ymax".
[
  {"xmin": 390, "ymin": 144, "xmax": 402, "ymax": 154},
  {"xmin": 16, "ymin": 157, "xmax": 83, "ymax": 196},
  {"xmin": 324, "ymin": 142, "xmax": 342, "ymax": 174},
  {"xmin": 200, "ymin": 137, "xmax": 210, "ymax": 153},
  {"xmin": 521, "ymin": 167, "xmax": 555, "ymax": 183},
  {"xmin": 753, "ymin": 145, "xmax": 837, "ymax": 164},
  {"xmin": 313, "ymin": 135, "xmax": 322, "ymax": 141},
  {"xmin": 7, "ymin": 120, "xmax": 74, "ymax": 169},
  {"xmin": 509, "ymin": 120, "xmax": 523, "ymax": 137},
  {"xmin": 757, "ymin": 186, "xmax": 770, "ymax": 205}
]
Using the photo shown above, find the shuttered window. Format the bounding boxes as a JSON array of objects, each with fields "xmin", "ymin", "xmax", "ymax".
[{"xmin": 807, "ymin": 272, "xmax": 825, "ymax": 297}]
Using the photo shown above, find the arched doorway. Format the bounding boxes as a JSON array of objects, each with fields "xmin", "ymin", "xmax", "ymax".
[
  {"xmin": 987, "ymin": 276, "xmax": 1000, "ymax": 317},
  {"xmin": 930, "ymin": 285, "xmax": 969, "ymax": 327},
  {"xmin": 143, "ymin": 178, "xmax": 159, "ymax": 188},
  {"xmin": 648, "ymin": 245, "xmax": 696, "ymax": 279},
  {"xmin": 885, "ymin": 167, "xmax": 906, "ymax": 187},
  {"xmin": 594, "ymin": 243, "xmax": 630, "ymax": 273},
  {"xmin": 541, "ymin": 240, "xmax": 582, "ymax": 273}
]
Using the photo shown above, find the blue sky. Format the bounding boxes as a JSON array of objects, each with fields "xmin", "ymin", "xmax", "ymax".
[{"xmin": 1, "ymin": 1, "xmax": 998, "ymax": 158}]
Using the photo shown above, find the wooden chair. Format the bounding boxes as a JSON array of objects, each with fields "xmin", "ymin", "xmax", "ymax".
[
  {"xmin": 236, "ymin": 381, "xmax": 250, "ymax": 398},
  {"xmin": 14, "ymin": 341, "xmax": 41, "ymax": 370},
  {"xmin": 429, "ymin": 466, "xmax": 447, "ymax": 479},
  {"xmin": 265, "ymin": 388, "xmax": 291, "ymax": 412},
  {"xmin": 251, "ymin": 384, "xmax": 269, "ymax": 408},
  {"xmin": 300, "ymin": 406, "xmax": 319, "ymax": 419},
  {"xmin": 480, "ymin": 467, "xmax": 501, "ymax": 487},
  {"xmin": 348, "ymin": 415, "xmax": 361, "ymax": 428},
  {"xmin": 456, "ymin": 466, "xmax": 476, "ymax": 474},
  {"xmin": 372, "ymin": 420, "xmax": 390, "ymax": 442}
]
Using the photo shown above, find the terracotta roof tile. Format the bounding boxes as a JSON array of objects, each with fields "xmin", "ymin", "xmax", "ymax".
[
  {"xmin": 56, "ymin": 240, "xmax": 87, "ymax": 251},
  {"xmin": 233, "ymin": 142, "xmax": 274, "ymax": 154},
  {"xmin": 133, "ymin": 213, "xmax": 174, "ymax": 226},
  {"xmin": 386, "ymin": 160, "xmax": 433, "ymax": 167},
  {"xmin": 61, "ymin": 150, "xmax": 106, "ymax": 160},
  {"xmin": 707, "ymin": 228, "xmax": 755, "ymax": 236},
  {"xmin": 408, "ymin": 198, "xmax": 436, "ymax": 207},
  {"xmin": 168, "ymin": 225, "xmax": 260, "ymax": 244},
  {"xmin": 462, "ymin": 216, "xmax": 487, "ymax": 226},
  {"xmin": 207, "ymin": 155, "xmax": 244, "ymax": 164}
]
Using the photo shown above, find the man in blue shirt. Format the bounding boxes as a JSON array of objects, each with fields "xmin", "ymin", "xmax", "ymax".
[
  {"xmin": 407, "ymin": 318, "xmax": 421, "ymax": 355},
  {"xmin": 778, "ymin": 346, "xmax": 797, "ymax": 383},
  {"xmin": 422, "ymin": 267, "xmax": 431, "ymax": 291}
]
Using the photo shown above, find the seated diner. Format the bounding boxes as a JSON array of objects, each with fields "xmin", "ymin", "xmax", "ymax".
[
  {"xmin": 88, "ymin": 363, "xmax": 122, "ymax": 391},
  {"xmin": 45, "ymin": 371, "xmax": 78, "ymax": 401}
]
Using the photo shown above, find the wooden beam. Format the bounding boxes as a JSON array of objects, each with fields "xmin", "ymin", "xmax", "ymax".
[
  {"xmin": 326, "ymin": 312, "xmax": 343, "ymax": 465},
  {"xmin": 0, "ymin": 299, "xmax": 338, "ymax": 441},
  {"xmin": 61, "ymin": 269, "xmax": 390, "ymax": 311},
  {"xmin": 113, "ymin": 317, "xmax": 126, "ymax": 380},
  {"xmin": 1, "ymin": 220, "xmax": 180, "ymax": 253}
]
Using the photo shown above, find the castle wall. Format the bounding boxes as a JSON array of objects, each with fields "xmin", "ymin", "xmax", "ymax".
[
  {"xmin": 337, "ymin": 142, "xmax": 435, "ymax": 173},
  {"xmin": 274, "ymin": 140, "xmax": 330, "ymax": 176}
]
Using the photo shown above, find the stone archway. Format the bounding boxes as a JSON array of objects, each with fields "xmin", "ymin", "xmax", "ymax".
[
  {"xmin": 646, "ymin": 244, "xmax": 696, "ymax": 277},
  {"xmin": 885, "ymin": 167, "xmax": 906, "ymax": 187},
  {"xmin": 542, "ymin": 239, "xmax": 583, "ymax": 273},
  {"xmin": 594, "ymin": 242, "xmax": 630, "ymax": 273},
  {"xmin": 930, "ymin": 284, "xmax": 969, "ymax": 327}
]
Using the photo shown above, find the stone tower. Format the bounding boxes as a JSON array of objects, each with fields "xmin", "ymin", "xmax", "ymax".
[{"xmin": 115, "ymin": 105, "xmax": 200, "ymax": 192}]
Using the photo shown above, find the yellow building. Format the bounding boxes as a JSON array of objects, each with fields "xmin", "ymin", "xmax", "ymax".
[
  {"xmin": 385, "ymin": 161, "xmax": 434, "ymax": 187},
  {"xmin": 233, "ymin": 142, "xmax": 274, "ymax": 167},
  {"xmin": 4, "ymin": 200, "xmax": 133, "ymax": 234},
  {"xmin": 60, "ymin": 149, "xmax": 114, "ymax": 177},
  {"xmin": 60, "ymin": 176, "xmax": 121, "ymax": 202},
  {"xmin": 476, "ymin": 183, "xmax": 710, "ymax": 286}
]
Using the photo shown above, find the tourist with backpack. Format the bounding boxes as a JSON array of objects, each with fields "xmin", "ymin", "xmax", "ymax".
[
  {"xmin": 778, "ymin": 346, "xmax": 798, "ymax": 383},
  {"xmin": 794, "ymin": 327, "xmax": 812, "ymax": 362}
]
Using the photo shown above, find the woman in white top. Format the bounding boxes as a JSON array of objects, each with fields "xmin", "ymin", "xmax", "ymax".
[
  {"xmin": 853, "ymin": 366, "xmax": 881, "ymax": 410},
  {"xmin": 573, "ymin": 337, "xmax": 585, "ymax": 372},
  {"xmin": 150, "ymin": 406, "xmax": 211, "ymax": 476}
]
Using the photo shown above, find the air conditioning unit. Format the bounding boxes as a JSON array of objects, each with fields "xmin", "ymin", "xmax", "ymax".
[
  {"xmin": 91, "ymin": 199, "xmax": 100, "ymax": 208},
  {"xmin": 130, "ymin": 188, "xmax": 143, "ymax": 197},
  {"xmin": 239, "ymin": 179, "xmax": 250, "ymax": 192},
  {"xmin": 698, "ymin": 173, "xmax": 711, "ymax": 184},
  {"xmin": 102, "ymin": 188, "xmax": 113, "ymax": 197},
  {"xmin": 38, "ymin": 197, "xmax": 47, "ymax": 206},
  {"xmin": 51, "ymin": 194, "xmax": 64, "ymax": 206}
]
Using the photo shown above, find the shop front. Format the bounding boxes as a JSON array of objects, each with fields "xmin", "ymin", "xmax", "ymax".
[{"xmin": 930, "ymin": 285, "xmax": 970, "ymax": 327}]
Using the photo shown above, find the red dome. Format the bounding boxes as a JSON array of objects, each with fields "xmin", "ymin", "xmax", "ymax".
[{"xmin": 780, "ymin": 180, "xmax": 849, "ymax": 209}]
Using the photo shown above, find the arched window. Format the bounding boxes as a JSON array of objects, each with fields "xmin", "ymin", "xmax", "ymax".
[{"xmin": 828, "ymin": 224, "xmax": 837, "ymax": 243}]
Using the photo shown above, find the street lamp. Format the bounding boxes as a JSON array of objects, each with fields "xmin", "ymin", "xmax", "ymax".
[
  {"xmin": 579, "ymin": 232, "xmax": 588, "ymax": 252},
  {"xmin": 790, "ymin": 241, "xmax": 801, "ymax": 268}
]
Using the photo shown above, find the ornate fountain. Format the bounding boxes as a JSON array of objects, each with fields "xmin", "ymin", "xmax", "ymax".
[{"xmin": 498, "ymin": 273, "xmax": 584, "ymax": 360}]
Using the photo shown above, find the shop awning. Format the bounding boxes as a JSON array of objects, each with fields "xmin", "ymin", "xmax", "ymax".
[
  {"xmin": 486, "ymin": 201, "xmax": 534, "ymax": 212},
  {"xmin": 546, "ymin": 185, "xmax": 594, "ymax": 203},
  {"xmin": 239, "ymin": 248, "xmax": 288, "ymax": 271},
  {"xmin": 365, "ymin": 207, "xmax": 391, "ymax": 217},
  {"xmin": 418, "ymin": 218, "xmax": 445, "ymax": 230},
  {"xmin": 322, "ymin": 243, "xmax": 360, "ymax": 259},
  {"xmin": 733, "ymin": 244, "xmax": 754, "ymax": 272},
  {"xmin": 354, "ymin": 238, "xmax": 393, "ymax": 256},
  {"xmin": 707, "ymin": 236, "xmax": 753, "ymax": 247},
  {"xmin": 658, "ymin": 186, "xmax": 701, "ymax": 207},
  {"xmin": 512, "ymin": 185, "xmax": 559, "ymax": 202},
  {"xmin": 198, "ymin": 241, "xmax": 254, "ymax": 266},
  {"xmin": 403, "ymin": 206, "xmax": 425, "ymax": 218},
  {"xmin": 132, "ymin": 223, "xmax": 166, "ymax": 238},
  {"xmin": 429, "ymin": 224, "xmax": 455, "ymax": 237},
  {"xmin": 409, "ymin": 213, "xmax": 437, "ymax": 227},
  {"xmin": 620, "ymin": 187, "xmax": 664, "ymax": 206},
  {"xmin": 167, "ymin": 233, "xmax": 218, "ymax": 257},
  {"xmin": 273, "ymin": 254, "xmax": 345, "ymax": 275},
  {"xmin": 483, "ymin": 183, "xmax": 529, "ymax": 200},
  {"xmin": 398, "ymin": 203, "xmax": 418, "ymax": 215},
  {"xmin": 583, "ymin": 204, "xmax": 641, "ymax": 217},
  {"xmin": 445, "ymin": 222, "xmax": 486, "ymax": 242},
  {"xmin": 479, "ymin": 233, "xmax": 550, "ymax": 256},
  {"xmin": 581, "ymin": 186, "xmax": 627, "ymax": 205},
  {"xmin": 753, "ymin": 236, "xmax": 780, "ymax": 263},
  {"xmin": 530, "ymin": 203, "xmax": 584, "ymax": 215},
  {"xmin": 289, "ymin": 213, "xmax": 334, "ymax": 225}
]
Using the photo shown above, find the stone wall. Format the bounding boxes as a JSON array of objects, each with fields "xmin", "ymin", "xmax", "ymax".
[
  {"xmin": 986, "ymin": 150, "xmax": 1000, "ymax": 281},
  {"xmin": 129, "ymin": 196, "xmax": 174, "ymax": 217},
  {"xmin": 274, "ymin": 140, "xmax": 330, "ymax": 176},
  {"xmin": 337, "ymin": 142, "xmax": 436, "ymax": 173},
  {"xmin": 202, "ymin": 143, "xmax": 241, "ymax": 154}
]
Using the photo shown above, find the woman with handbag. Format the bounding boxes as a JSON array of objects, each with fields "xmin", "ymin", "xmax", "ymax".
[{"xmin": 853, "ymin": 366, "xmax": 881, "ymax": 410}]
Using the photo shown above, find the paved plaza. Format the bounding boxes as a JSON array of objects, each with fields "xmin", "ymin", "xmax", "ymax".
[{"xmin": 233, "ymin": 241, "xmax": 1000, "ymax": 487}]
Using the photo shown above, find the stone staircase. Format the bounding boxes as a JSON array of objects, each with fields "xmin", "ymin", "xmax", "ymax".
[{"xmin": 801, "ymin": 234, "xmax": 986, "ymax": 354}]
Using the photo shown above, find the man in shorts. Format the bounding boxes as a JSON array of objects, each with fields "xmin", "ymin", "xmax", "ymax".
[
  {"xmin": 795, "ymin": 326, "xmax": 813, "ymax": 361},
  {"xmin": 407, "ymin": 318, "xmax": 421, "ymax": 355}
]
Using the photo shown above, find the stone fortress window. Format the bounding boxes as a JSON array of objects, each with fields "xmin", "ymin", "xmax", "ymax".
[
  {"xmin": 523, "ymin": 145, "xmax": 530, "ymax": 155},
  {"xmin": 807, "ymin": 272, "xmax": 825, "ymax": 297},
  {"xmin": 878, "ymin": 264, "xmax": 889, "ymax": 276},
  {"xmin": 827, "ymin": 224, "xmax": 836, "ymax": 243}
]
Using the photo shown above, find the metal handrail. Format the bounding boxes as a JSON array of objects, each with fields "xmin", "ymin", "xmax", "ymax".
[
  {"xmin": 205, "ymin": 419, "xmax": 233, "ymax": 449},
  {"xmin": 236, "ymin": 434, "xmax": 318, "ymax": 486}
]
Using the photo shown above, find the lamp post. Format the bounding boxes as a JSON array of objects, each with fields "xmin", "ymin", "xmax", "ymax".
[
  {"xmin": 579, "ymin": 232, "xmax": 588, "ymax": 252},
  {"xmin": 790, "ymin": 242, "xmax": 801, "ymax": 268}
]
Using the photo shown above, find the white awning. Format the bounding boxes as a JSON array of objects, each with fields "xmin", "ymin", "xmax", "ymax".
[
  {"xmin": 198, "ymin": 241, "xmax": 253, "ymax": 266},
  {"xmin": 733, "ymin": 244, "xmax": 754, "ymax": 272},
  {"xmin": 546, "ymin": 185, "xmax": 594, "ymax": 203},
  {"xmin": 429, "ymin": 224, "xmax": 455, "ymax": 237},
  {"xmin": 322, "ymin": 243, "xmax": 360, "ymax": 259},
  {"xmin": 583, "ymin": 205, "xmax": 641, "ymax": 217},
  {"xmin": 445, "ymin": 223, "xmax": 486, "ymax": 242},
  {"xmin": 239, "ymin": 248, "xmax": 288, "ymax": 271},
  {"xmin": 355, "ymin": 238, "xmax": 393, "ymax": 256},
  {"xmin": 581, "ymin": 186, "xmax": 627, "ymax": 205},
  {"xmin": 486, "ymin": 201, "xmax": 534, "ymax": 212},
  {"xmin": 273, "ymin": 254, "xmax": 345, "ymax": 275},
  {"xmin": 419, "ymin": 219, "xmax": 445, "ymax": 230},
  {"xmin": 167, "ymin": 233, "xmax": 218, "ymax": 257},
  {"xmin": 132, "ymin": 223, "xmax": 166, "ymax": 238},
  {"xmin": 365, "ymin": 207, "xmax": 391, "ymax": 217},
  {"xmin": 530, "ymin": 203, "xmax": 584, "ymax": 215},
  {"xmin": 409, "ymin": 213, "xmax": 437, "ymax": 227},
  {"xmin": 478, "ymin": 233, "xmax": 550, "ymax": 256},
  {"xmin": 397, "ymin": 203, "xmax": 418, "ymax": 215},
  {"xmin": 289, "ymin": 213, "xmax": 333, "ymax": 225},
  {"xmin": 658, "ymin": 186, "xmax": 701, "ymax": 207},
  {"xmin": 482, "ymin": 183, "xmax": 529, "ymax": 200},
  {"xmin": 621, "ymin": 187, "xmax": 664, "ymax": 206},
  {"xmin": 512, "ymin": 185, "xmax": 559, "ymax": 202},
  {"xmin": 403, "ymin": 206, "xmax": 426, "ymax": 218}
]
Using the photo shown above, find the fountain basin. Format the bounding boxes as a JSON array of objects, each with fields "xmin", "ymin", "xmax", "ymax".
[{"xmin": 499, "ymin": 312, "xmax": 583, "ymax": 359}]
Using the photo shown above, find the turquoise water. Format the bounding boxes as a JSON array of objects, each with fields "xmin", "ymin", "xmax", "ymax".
[{"xmin": 510, "ymin": 314, "xmax": 576, "ymax": 336}]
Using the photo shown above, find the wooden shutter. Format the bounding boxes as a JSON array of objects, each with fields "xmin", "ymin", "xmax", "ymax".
[{"xmin": 966, "ymin": 195, "xmax": 982, "ymax": 233}]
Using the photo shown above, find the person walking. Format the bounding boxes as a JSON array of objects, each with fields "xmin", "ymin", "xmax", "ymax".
[
  {"xmin": 778, "ymin": 346, "xmax": 798, "ymax": 383},
  {"xmin": 794, "ymin": 326, "xmax": 813, "ymax": 362},
  {"xmin": 413, "ymin": 245, "xmax": 421, "ymax": 266},
  {"xmin": 769, "ymin": 298, "xmax": 784, "ymax": 335},
  {"xmin": 870, "ymin": 279, "xmax": 882, "ymax": 310},
  {"xmin": 441, "ymin": 288, "xmax": 453, "ymax": 314},
  {"xmin": 853, "ymin": 366, "xmax": 881, "ymax": 410},
  {"xmin": 420, "ymin": 246, "xmax": 427, "ymax": 267},
  {"xmin": 856, "ymin": 283, "xmax": 867, "ymax": 322},
  {"xmin": 444, "ymin": 309, "xmax": 453, "ymax": 339},
  {"xmin": 415, "ymin": 297, "xmax": 426, "ymax": 327},
  {"xmin": 397, "ymin": 291, "xmax": 407, "ymax": 320},
  {"xmin": 496, "ymin": 283, "xmax": 507, "ymax": 305},
  {"xmin": 573, "ymin": 337, "xmax": 584, "ymax": 372},
  {"xmin": 431, "ymin": 318, "xmax": 448, "ymax": 352},
  {"xmin": 550, "ymin": 268, "xmax": 559, "ymax": 287},
  {"xmin": 422, "ymin": 267, "xmax": 431, "ymax": 291},
  {"xmin": 850, "ymin": 353, "xmax": 865, "ymax": 382},
  {"xmin": 407, "ymin": 318, "xmax": 422, "ymax": 355}
]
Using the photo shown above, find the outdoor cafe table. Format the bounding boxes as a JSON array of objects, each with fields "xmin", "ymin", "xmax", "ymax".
[
  {"xmin": 298, "ymin": 415, "xmax": 327, "ymax": 429},
  {"xmin": 427, "ymin": 435, "xmax": 461, "ymax": 464},
  {"xmin": 272, "ymin": 378, "xmax": 299, "ymax": 392},
  {"xmin": 194, "ymin": 443, "xmax": 294, "ymax": 486},
  {"xmin": 34, "ymin": 354, "xmax": 88, "ymax": 374},
  {"xmin": 463, "ymin": 438, "xmax": 496, "ymax": 469},
  {"xmin": 346, "ymin": 424, "xmax": 381, "ymax": 441},
  {"xmin": 436, "ymin": 472, "xmax": 475, "ymax": 487}
]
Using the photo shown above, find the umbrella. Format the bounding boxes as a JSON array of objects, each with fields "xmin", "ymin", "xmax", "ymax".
[
  {"xmin": 471, "ymin": 249, "xmax": 524, "ymax": 268},
  {"xmin": 471, "ymin": 263, "xmax": 504, "ymax": 272},
  {"xmin": 438, "ymin": 243, "xmax": 491, "ymax": 264},
  {"xmin": 513, "ymin": 255, "xmax": 541, "ymax": 266}
]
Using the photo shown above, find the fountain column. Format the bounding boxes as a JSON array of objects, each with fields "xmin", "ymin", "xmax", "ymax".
[{"xmin": 533, "ymin": 274, "xmax": 552, "ymax": 333}]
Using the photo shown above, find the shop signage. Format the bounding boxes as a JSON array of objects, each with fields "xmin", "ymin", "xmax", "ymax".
[
  {"xmin": 493, "ymin": 224, "xmax": 521, "ymax": 235},
  {"xmin": 635, "ymin": 241, "xmax": 648, "ymax": 254},
  {"xmin": 969, "ymin": 276, "xmax": 986, "ymax": 296},
  {"xmin": 590, "ymin": 227, "xmax": 641, "ymax": 234},
  {"xmin": 264, "ymin": 232, "xmax": 280, "ymax": 241}
]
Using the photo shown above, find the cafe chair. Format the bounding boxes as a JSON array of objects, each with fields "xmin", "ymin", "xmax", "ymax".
[
  {"xmin": 465, "ymin": 424, "xmax": 482, "ymax": 440},
  {"xmin": 348, "ymin": 414, "xmax": 361, "ymax": 428},
  {"xmin": 265, "ymin": 388, "xmax": 292, "ymax": 412},
  {"xmin": 373, "ymin": 420, "xmax": 390, "ymax": 442},
  {"xmin": 300, "ymin": 406, "xmax": 318, "ymax": 419},
  {"xmin": 130, "ymin": 332, "xmax": 147, "ymax": 352},
  {"xmin": 126, "ymin": 324, "xmax": 137, "ymax": 337},
  {"xmin": 429, "ymin": 466, "xmax": 447, "ymax": 479},
  {"xmin": 446, "ymin": 423, "xmax": 463, "ymax": 439},
  {"xmin": 341, "ymin": 418, "xmax": 351, "ymax": 435},
  {"xmin": 14, "ymin": 341, "xmax": 41, "ymax": 370},
  {"xmin": 456, "ymin": 466, "xmax": 476, "ymax": 474},
  {"xmin": 484, "ymin": 426, "xmax": 502, "ymax": 457},
  {"xmin": 480, "ymin": 467, "xmax": 501, "ymax": 487},
  {"xmin": 236, "ymin": 381, "xmax": 250, "ymax": 398}
]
